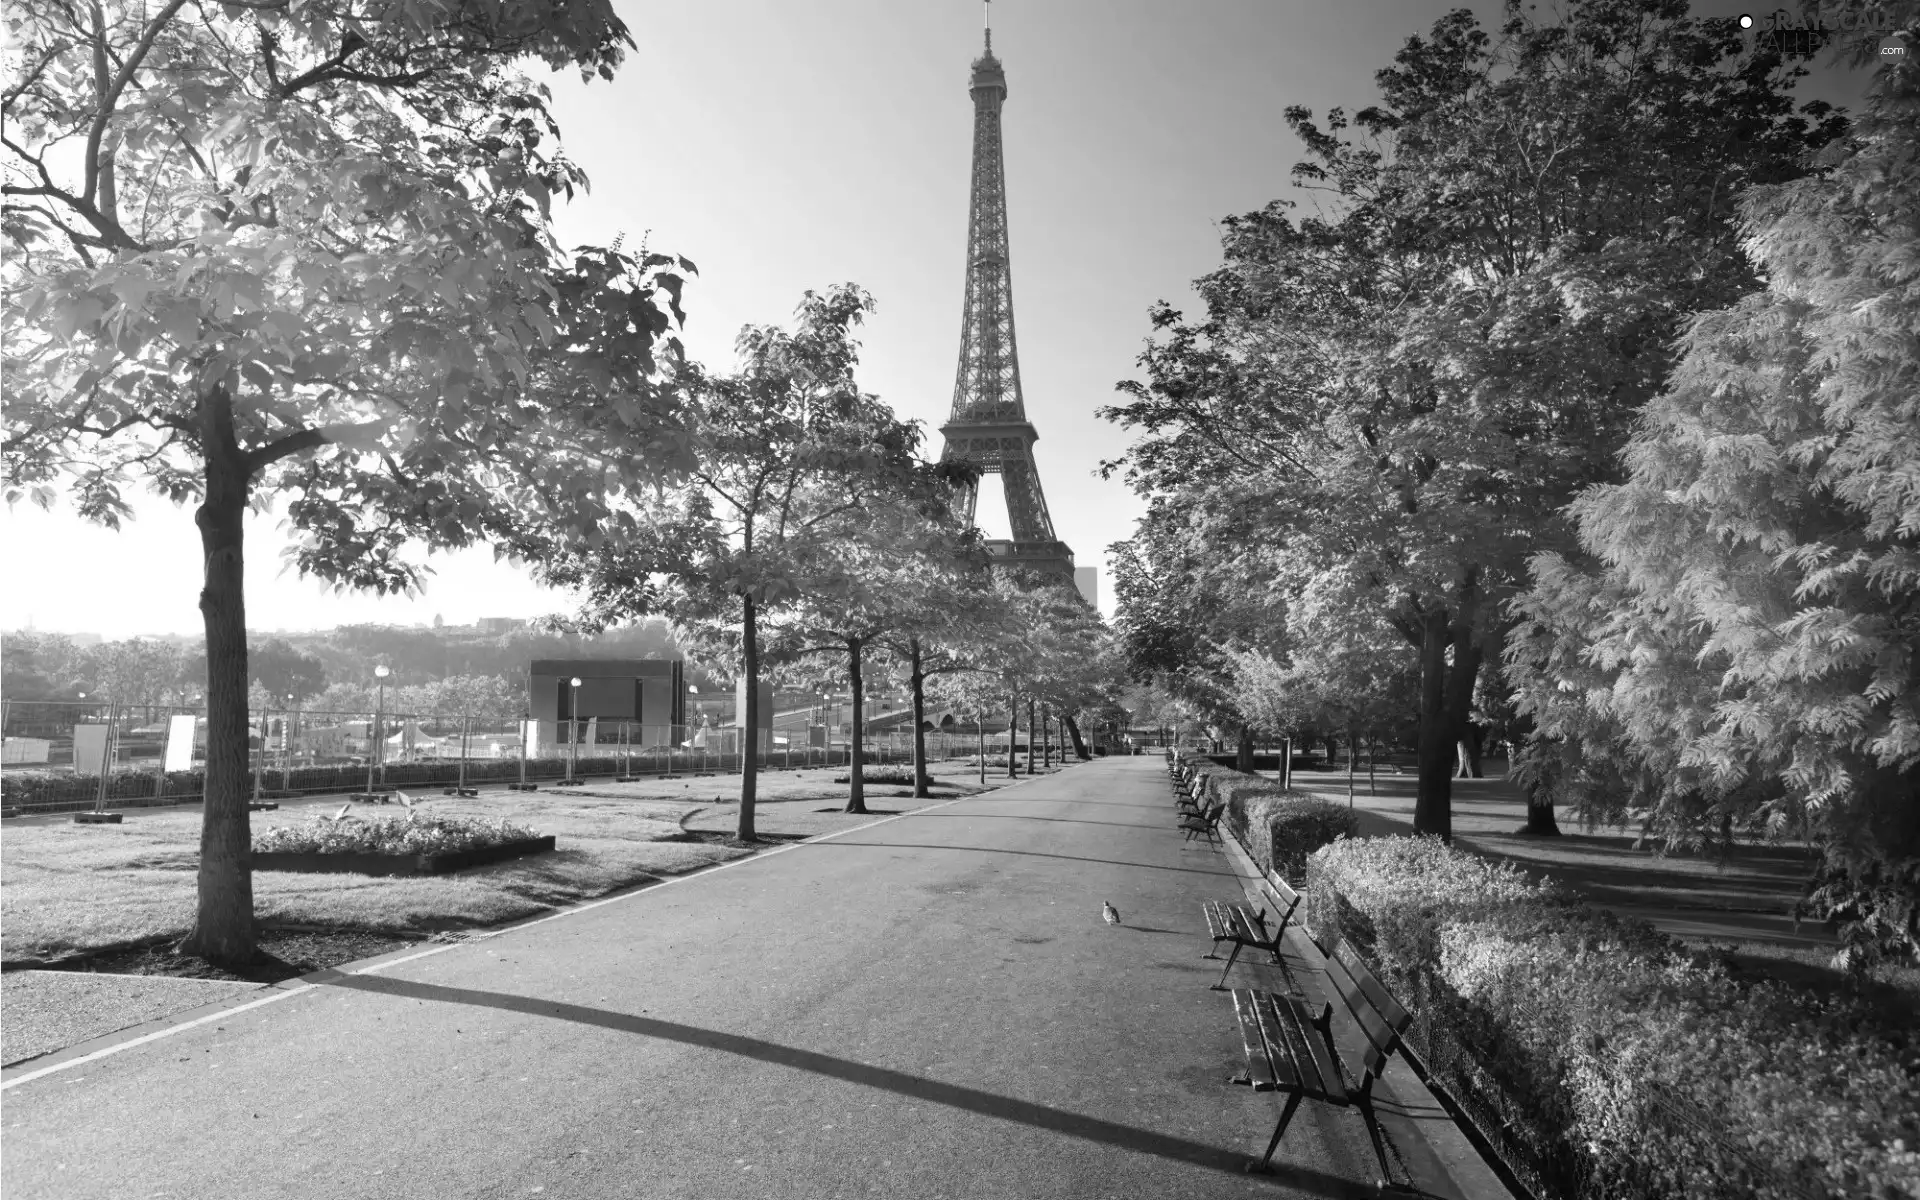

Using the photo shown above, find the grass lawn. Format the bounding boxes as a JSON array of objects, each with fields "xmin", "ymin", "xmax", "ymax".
[
  {"xmin": 1, "ymin": 757, "xmax": 1006, "ymax": 964},
  {"xmin": 1287, "ymin": 767, "xmax": 1920, "ymax": 1022}
]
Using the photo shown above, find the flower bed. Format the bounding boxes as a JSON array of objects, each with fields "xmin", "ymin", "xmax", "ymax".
[
  {"xmin": 254, "ymin": 813, "xmax": 540, "ymax": 857},
  {"xmin": 1176, "ymin": 751, "xmax": 1356, "ymax": 880},
  {"xmin": 1304, "ymin": 834, "xmax": 1920, "ymax": 1200},
  {"xmin": 252, "ymin": 814, "xmax": 553, "ymax": 876}
]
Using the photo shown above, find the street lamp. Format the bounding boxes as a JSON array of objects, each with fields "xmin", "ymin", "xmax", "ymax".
[
  {"xmin": 567, "ymin": 676, "xmax": 582, "ymax": 783},
  {"xmin": 366, "ymin": 664, "xmax": 390, "ymax": 795}
]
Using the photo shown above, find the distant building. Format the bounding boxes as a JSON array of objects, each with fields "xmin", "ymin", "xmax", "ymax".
[
  {"xmin": 529, "ymin": 659, "xmax": 686, "ymax": 748},
  {"xmin": 1074, "ymin": 567, "xmax": 1097, "ymax": 608},
  {"xmin": 477, "ymin": 617, "xmax": 526, "ymax": 635},
  {"xmin": 65, "ymin": 632, "xmax": 103, "ymax": 647}
]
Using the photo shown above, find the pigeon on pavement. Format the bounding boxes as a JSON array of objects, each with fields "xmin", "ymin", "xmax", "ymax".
[
  {"xmin": 395, "ymin": 791, "xmax": 417, "ymax": 809},
  {"xmin": 1102, "ymin": 901, "xmax": 1122, "ymax": 926}
]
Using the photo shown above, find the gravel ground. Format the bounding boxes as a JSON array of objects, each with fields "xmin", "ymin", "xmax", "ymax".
[{"xmin": 1, "ymin": 971, "xmax": 264, "ymax": 1067}]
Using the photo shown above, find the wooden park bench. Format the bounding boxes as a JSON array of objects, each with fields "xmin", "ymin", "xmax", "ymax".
[
  {"xmin": 1202, "ymin": 863, "xmax": 1302, "ymax": 989},
  {"xmin": 1175, "ymin": 771, "xmax": 1206, "ymax": 816},
  {"xmin": 1226, "ymin": 937, "xmax": 1415, "ymax": 1187},
  {"xmin": 1181, "ymin": 798, "xmax": 1226, "ymax": 843}
]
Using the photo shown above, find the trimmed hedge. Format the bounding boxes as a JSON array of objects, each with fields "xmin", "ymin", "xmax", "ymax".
[
  {"xmin": 1176, "ymin": 751, "xmax": 1356, "ymax": 880},
  {"xmin": 1304, "ymin": 835, "xmax": 1920, "ymax": 1200}
]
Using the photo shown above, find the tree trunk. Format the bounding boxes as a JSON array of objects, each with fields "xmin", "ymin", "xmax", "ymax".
[
  {"xmin": 737, "ymin": 592, "xmax": 760, "ymax": 842},
  {"xmin": 179, "ymin": 383, "xmax": 256, "ymax": 966},
  {"xmin": 1040, "ymin": 708, "xmax": 1050, "ymax": 771},
  {"xmin": 1007, "ymin": 692, "xmax": 1019, "ymax": 778},
  {"xmin": 1413, "ymin": 573, "xmax": 1484, "ymax": 842},
  {"xmin": 908, "ymin": 639, "xmax": 931, "ymax": 798},
  {"xmin": 1235, "ymin": 724, "xmax": 1255, "ymax": 773},
  {"xmin": 1414, "ymin": 613, "xmax": 1456, "ymax": 841},
  {"xmin": 1062, "ymin": 715, "xmax": 1089, "ymax": 760},
  {"xmin": 1347, "ymin": 723, "xmax": 1356, "ymax": 806},
  {"xmin": 845, "ymin": 636, "xmax": 867, "ymax": 815},
  {"xmin": 1523, "ymin": 793, "xmax": 1562, "ymax": 836},
  {"xmin": 1028, "ymin": 697, "xmax": 1037, "ymax": 772},
  {"xmin": 1367, "ymin": 727, "xmax": 1378, "ymax": 796},
  {"xmin": 977, "ymin": 719, "xmax": 985, "ymax": 786}
]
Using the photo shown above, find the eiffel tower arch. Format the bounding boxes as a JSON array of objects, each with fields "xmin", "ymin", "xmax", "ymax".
[{"xmin": 938, "ymin": 24, "xmax": 1074, "ymax": 581}]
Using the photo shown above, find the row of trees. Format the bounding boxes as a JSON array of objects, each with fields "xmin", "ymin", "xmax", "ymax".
[
  {"xmin": 3, "ymin": 0, "xmax": 1124, "ymax": 966},
  {"xmin": 1102, "ymin": 0, "xmax": 1916, "ymax": 954}
]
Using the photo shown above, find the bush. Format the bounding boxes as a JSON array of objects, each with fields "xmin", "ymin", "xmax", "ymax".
[
  {"xmin": 833, "ymin": 769, "xmax": 916, "ymax": 785},
  {"xmin": 1306, "ymin": 835, "xmax": 1920, "ymax": 1200},
  {"xmin": 253, "ymin": 813, "xmax": 541, "ymax": 857},
  {"xmin": 1178, "ymin": 752, "xmax": 1357, "ymax": 879}
]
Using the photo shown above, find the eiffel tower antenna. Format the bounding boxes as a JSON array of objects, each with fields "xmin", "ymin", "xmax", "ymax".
[{"xmin": 938, "ymin": 12, "xmax": 1074, "ymax": 581}]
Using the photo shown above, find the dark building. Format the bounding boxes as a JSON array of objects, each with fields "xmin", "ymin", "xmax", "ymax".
[{"xmin": 528, "ymin": 659, "xmax": 685, "ymax": 748}]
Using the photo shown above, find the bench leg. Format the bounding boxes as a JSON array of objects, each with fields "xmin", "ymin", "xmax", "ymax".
[
  {"xmin": 1356, "ymin": 1093, "xmax": 1408, "ymax": 1192},
  {"xmin": 1246, "ymin": 1088, "xmax": 1304, "ymax": 1174},
  {"xmin": 1210, "ymin": 939, "xmax": 1246, "ymax": 990}
]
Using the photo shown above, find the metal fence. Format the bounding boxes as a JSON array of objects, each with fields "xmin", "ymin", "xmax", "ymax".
[{"xmin": 1, "ymin": 700, "xmax": 1039, "ymax": 814}]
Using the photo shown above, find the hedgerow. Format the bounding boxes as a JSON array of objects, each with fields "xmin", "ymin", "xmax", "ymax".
[
  {"xmin": 1177, "ymin": 751, "xmax": 1356, "ymax": 880},
  {"xmin": 1306, "ymin": 834, "xmax": 1920, "ymax": 1200}
]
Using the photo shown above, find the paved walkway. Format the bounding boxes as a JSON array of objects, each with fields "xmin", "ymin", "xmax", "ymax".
[{"xmin": 2, "ymin": 758, "xmax": 1393, "ymax": 1200}]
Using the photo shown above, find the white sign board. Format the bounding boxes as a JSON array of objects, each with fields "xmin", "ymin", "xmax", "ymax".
[
  {"xmin": 164, "ymin": 714, "xmax": 198, "ymax": 772},
  {"xmin": 72, "ymin": 724, "xmax": 111, "ymax": 775},
  {"xmin": 520, "ymin": 720, "xmax": 541, "ymax": 754},
  {"xmin": 583, "ymin": 718, "xmax": 598, "ymax": 748}
]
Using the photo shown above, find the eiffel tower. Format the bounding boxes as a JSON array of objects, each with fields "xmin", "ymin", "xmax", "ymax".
[{"xmin": 938, "ymin": 19, "xmax": 1074, "ymax": 581}]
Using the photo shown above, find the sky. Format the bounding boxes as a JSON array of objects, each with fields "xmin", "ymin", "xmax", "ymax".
[{"xmin": 0, "ymin": 1, "xmax": 1882, "ymax": 640}]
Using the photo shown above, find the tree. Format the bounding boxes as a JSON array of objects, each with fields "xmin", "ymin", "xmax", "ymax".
[
  {"xmin": 1226, "ymin": 559, "xmax": 1421, "ymax": 797},
  {"xmin": 3, "ymin": 633, "xmax": 92, "ymax": 700},
  {"xmin": 760, "ymin": 469, "xmax": 978, "ymax": 814},
  {"xmin": 3, "ymin": 0, "xmax": 695, "ymax": 965},
  {"xmin": 1100, "ymin": 0, "xmax": 1843, "ymax": 837},
  {"xmin": 1108, "ymin": 495, "xmax": 1286, "ymax": 771},
  {"xmin": 250, "ymin": 638, "xmax": 326, "ymax": 703},
  {"xmin": 1012, "ymin": 578, "xmax": 1124, "ymax": 762},
  {"xmin": 1508, "ymin": 27, "xmax": 1920, "ymax": 962},
  {"xmin": 536, "ymin": 286, "xmax": 932, "ymax": 841},
  {"xmin": 870, "ymin": 552, "xmax": 1015, "ymax": 796}
]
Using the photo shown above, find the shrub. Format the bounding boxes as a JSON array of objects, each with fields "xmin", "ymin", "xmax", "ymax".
[
  {"xmin": 1180, "ymin": 753, "xmax": 1357, "ymax": 879},
  {"xmin": 253, "ymin": 813, "xmax": 541, "ymax": 857},
  {"xmin": 1307, "ymin": 835, "xmax": 1920, "ymax": 1200}
]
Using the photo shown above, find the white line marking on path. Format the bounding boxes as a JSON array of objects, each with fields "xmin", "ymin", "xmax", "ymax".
[{"xmin": 0, "ymin": 793, "xmax": 977, "ymax": 1091}]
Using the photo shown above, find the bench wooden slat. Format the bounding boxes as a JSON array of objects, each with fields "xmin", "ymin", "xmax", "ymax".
[
  {"xmin": 1203, "ymin": 902, "xmax": 1232, "ymax": 941},
  {"xmin": 1285, "ymin": 995, "xmax": 1349, "ymax": 1106},
  {"xmin": 1325, "ymin": 953, "xmax": 1399, "ymax": 1060},
  {"xmin": 1334, "ymin": 939, "xmax": 1410, "ymax": 1030},
  {"xmin": 1250, "ymin": 990, "xmax": 1308, "ymax": 1094},
  {"xmin": 1325, "ymin": 948, "xmax": 1404, "ymax": 1062},
  {"xmin": 1260, "ymin": 991, "xmax": 1324, "ymax": 1096},
  {"xmin": 1230, "ymin": 989, "xmax": 1280, "ymax": 1091}
]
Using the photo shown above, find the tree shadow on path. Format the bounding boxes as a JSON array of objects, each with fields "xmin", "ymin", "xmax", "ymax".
[{"xmin": 307, "ymin": 969, "xmax": 1371, "ymax": 1197}]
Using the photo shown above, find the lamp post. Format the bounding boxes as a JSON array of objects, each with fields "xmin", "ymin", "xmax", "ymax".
[
  {"xmin": 366, "ymin": 664, "xmax": 390, "ymax": 796},
  {"xmin": 567, "ymin": 676, "xmax": 582, "ymax": 783}
]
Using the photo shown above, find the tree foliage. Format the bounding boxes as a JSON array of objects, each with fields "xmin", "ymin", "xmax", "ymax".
[
  {"xmin": 1101, "ymin": 0, "xmax": 1844, "ymax": 834},
  {"xmin": 2, "ymin": 0, "xmax": 692, "ymax": 965},
  {"xmin": 1508, "ymin": 32, "xmax": 1920, "ymax": 961},
  {"xmin": 535, "ymin": 285, "xmax": 938, "ymax": 839}
]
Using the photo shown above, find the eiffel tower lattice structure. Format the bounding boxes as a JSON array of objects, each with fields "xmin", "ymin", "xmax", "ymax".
[{"xmin": 938, "ymin": 23, "xmax": 1074, "ymax": 581}]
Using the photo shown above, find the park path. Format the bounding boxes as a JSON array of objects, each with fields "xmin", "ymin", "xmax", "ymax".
[{"xmin": 1, "ymin": 757, "xmax": 1380, "ymax": 1200}]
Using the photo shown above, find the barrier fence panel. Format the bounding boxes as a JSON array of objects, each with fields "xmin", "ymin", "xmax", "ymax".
[{"xmin": 2, "ymin": 701, "xmax": 987, "ymax": 814}]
